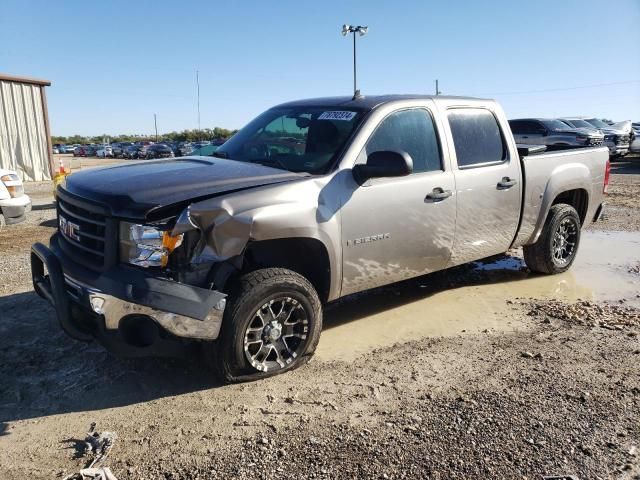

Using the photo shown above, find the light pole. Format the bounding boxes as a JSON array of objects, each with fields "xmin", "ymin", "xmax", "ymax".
[
  {"xmin": 196, "ymin": 70, "xmax": 201, "ymax": 137},
  {"xmin": 341, "ymin": 24, "xmax": 368, "ymax": 97},
  {"xmin": 154, "ymin": 113, "xmax": 158, "ymax": 142}
]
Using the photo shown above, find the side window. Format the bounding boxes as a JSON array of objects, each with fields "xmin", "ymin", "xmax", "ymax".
[
  {"xmin": 447, "ymin": 108, "xmax": 507, "ymax": 168},
  {"xmin": 365, "ymin": 109, "xmax": 442, "ymax": 173}
]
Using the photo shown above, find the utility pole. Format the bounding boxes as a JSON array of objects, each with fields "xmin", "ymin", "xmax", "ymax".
[
  {"xmin": 154, "ymin": 113, "xmax": 158, "ymax": 141},
  {"xmin": 435, "ymin": 79, "xmax": 442, "ymax": 96},
  {"xmin": 196, "ymin": 70, "xmax": 201, "ymax": 136}
]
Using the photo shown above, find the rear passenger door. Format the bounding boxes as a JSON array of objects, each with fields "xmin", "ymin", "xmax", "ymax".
[
  {"xmin": 340, "ymin": 106, "xmax": 456, "ymax": 295},
  {"xmin": 445, "ymin": 107, "xmax": 522, "ymax": 265}
]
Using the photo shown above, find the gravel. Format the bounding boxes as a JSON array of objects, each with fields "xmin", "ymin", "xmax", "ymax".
[{"xmin": 528, "ymin": 299, "xmax": 640, "ymax": 329}]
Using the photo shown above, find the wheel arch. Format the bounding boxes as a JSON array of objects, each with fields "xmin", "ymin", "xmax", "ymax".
[
  {"xmin": 551, "ymin": 188, "xmax": 589, "ymax": 224},
  {"xmin": 241, "ymin": 237, "xmax": 332, "ymax": 303},
  {"xmin": 528, "ymin": 162, "xmax": 592, "ymax": 245}
]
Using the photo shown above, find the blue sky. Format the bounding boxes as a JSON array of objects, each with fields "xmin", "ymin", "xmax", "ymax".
[{"xmin": 1, "ymin": 0, "xmax": 639, "ymax": 136}]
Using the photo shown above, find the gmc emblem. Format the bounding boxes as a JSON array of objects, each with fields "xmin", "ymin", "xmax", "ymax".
[{"xmin": 59, "ymin": 215, "xmax": 81, "ymax": 242}]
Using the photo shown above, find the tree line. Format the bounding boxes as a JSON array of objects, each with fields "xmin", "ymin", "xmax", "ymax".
[{"xmin": 52, "ymin": 127, "xmax": 238, "ymax": 145}]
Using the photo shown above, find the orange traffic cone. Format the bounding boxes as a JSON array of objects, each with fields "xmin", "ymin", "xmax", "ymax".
[{"xmin": 58, "ymin": 158, "xmax": 65, "ymax": 174}]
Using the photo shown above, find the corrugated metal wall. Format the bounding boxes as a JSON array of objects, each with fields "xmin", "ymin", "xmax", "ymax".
[{"xmin": 0, "ymin": 80, "xmax": 51, "ymax": 181}]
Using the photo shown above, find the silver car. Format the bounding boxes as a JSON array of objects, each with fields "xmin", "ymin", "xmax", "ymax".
[
  {"xmin": 509, "ymin": 118, "xmax": 604, "ymax": 149},
  {"xmin": 583, "ymin": 117, "xmax": 630, "ymax": 157},
  {"xmin": 630, "ymin": 127, "xmax": 640, "ymax": 153}
]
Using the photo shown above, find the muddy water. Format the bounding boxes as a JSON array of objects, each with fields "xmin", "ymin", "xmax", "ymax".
[{"xmin": 317, "ymin": 231, "xmax": 640, "ymax": 361}]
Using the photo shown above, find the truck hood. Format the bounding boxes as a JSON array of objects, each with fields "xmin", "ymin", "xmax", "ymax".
[
  {"xmin": 62, "ymin": 156, "xmax": 304, "ymax": 219},
  {"xmin": 552, "ymin": 128, "xmax": 600, "ymax": 137}
]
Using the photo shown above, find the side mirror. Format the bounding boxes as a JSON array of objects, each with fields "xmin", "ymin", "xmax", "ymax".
[{"xmin": 353, "ymin": 150, "xmax": 413, "ymax": 184}]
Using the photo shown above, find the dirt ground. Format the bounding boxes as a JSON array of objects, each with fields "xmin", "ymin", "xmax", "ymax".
[{"xmin": 1, "ymin": 155, "xmax": 639, "ymax": 479}]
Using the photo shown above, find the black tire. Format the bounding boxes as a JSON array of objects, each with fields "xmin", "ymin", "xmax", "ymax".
[
  {"xmin": 523, "ymin": 203, "xmax": 581, "ymax": 274},
  {"xmin": 203, "ymin": 268, "xmax": 322, "ymax": 383}
]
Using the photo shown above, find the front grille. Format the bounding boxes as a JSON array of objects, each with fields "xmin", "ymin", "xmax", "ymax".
[
  {"xmin": 56, "ymin": 191, "xmax": 116, "ymax": 271},
  {"xmin": 588, "ymin": 137, "xmax": 604, "ymax": 146}
]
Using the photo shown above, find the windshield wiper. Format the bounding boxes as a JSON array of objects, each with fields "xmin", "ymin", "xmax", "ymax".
[{"xmin": 212, "ymin": 151, "xmax": 228, "ymax": 159}]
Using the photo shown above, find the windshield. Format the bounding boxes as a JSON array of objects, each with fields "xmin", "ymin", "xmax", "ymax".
[
  {"xmin": 566, "ymin": 119, "xmax": 595, "ymax": 129},
  {"xmin": 585, "ymin": 118, "xmax": 609, "ymax": 129},
  {"xmin": 215, "ymin": 106, "xmax": 365, "ymax": 174},
  {"xmin": 542, "ymin": 119, "xmax": 572, "ymax": 131}
]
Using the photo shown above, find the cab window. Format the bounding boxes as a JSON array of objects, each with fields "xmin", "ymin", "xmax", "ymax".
[
  {"xmin": 448, "ymin": 108, "xmax": 507, "ymax": 168},
  {"xmin": 364, "ymin": 109, "xmax": 442, "ymax": 173}
]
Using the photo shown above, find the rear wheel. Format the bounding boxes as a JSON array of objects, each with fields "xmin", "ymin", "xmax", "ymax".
[
  {"xmin": 203, "ymin": 268, "xmax": 322, "ymax": 383},
  {"xmin": 524, "ymin": 203, "xmax": 581, "ymax": 274}
]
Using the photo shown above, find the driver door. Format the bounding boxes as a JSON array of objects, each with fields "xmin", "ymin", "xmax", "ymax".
[{"xmin": 340, "ymin": 107, "xmax": 457, "ymax": 296}]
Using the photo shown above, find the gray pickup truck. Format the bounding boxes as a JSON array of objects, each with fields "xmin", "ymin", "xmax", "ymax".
[{"xmin": 31, "ymin": 95, "xmax": 609, "ymax": 382}]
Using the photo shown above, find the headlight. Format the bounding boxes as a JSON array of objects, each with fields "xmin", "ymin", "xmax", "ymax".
[
  {"xmin": 1, "ymin": 174, "xmax": 24, "ymax": 198},
  {"xmin": 119, "ymin": 222, "xmax": 183, "ymax": 268}
]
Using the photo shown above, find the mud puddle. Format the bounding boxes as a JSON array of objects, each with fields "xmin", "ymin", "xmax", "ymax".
[{"xmin": 317, "ymin": 230, "xmax": 640, "ymax": 361}]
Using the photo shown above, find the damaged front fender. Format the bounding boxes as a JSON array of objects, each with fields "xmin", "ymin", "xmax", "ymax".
[{"xmin": 170, "ymin": 175, "xmax": 345, "ymax": 300}]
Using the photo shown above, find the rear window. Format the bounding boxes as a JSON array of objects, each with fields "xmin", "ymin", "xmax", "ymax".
[{"xmin": 448, "ymin": 109, "xmax": 507, "ymax": 168}]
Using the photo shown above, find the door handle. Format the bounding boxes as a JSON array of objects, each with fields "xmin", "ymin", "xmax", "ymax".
[
  {"xmin": 425, "ymin": 188, "xmax": 452, "ymax": 201},
  {"xmin": 497, "ymin": 177, "xmax": 517, "ymax": 189}
]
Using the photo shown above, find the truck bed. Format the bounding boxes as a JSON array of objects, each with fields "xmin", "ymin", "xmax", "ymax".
[{"xmin": 513, "ymin": 146, "xmax": 609, "ymax": 247}]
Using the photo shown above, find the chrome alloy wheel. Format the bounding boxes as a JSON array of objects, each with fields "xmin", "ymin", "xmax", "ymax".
[
  {"xmin": 552, "ymin": 217, "xmax": 578, "ymax": 266},
  {"xmin": 243, "ymin": 297, "xmax": 309, "ymax": 372}
]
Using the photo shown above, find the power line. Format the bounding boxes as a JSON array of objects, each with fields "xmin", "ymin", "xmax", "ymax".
[{"xmin": 479, "ymin": 80, "xmax": 640, "ymax": 96}]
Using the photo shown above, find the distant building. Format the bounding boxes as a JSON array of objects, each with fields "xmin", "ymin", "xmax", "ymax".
[{"xmin": 0, "ymin": 73, "xmax": 53, "ymax": 181}]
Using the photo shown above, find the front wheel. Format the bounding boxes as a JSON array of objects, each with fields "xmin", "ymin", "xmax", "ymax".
[
  {"xmin": 524, "ymin": 203, "xmax": 581, "ymax": 274},
  {"xmin": 204, "ymin": 268, "xmax": 322, "ymax": 383}
]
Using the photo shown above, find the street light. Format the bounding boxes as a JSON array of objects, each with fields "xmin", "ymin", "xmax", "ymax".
[{"xmin": 341, "ymin": 24, "xmax": 368, "ymax": 98}]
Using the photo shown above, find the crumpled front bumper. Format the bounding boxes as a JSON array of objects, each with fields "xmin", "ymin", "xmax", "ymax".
[{"xmin": 30, "ymin": 240, "xmax": 227, "ymax": 356}]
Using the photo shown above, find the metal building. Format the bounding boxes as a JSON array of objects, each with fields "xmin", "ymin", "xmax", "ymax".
[{"xmin": 0, "ymin": 73, "xmax": 53, "ymax": 181}]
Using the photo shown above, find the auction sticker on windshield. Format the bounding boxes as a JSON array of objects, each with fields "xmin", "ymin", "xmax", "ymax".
[{"xmin": 318, "ymin": 111, "xmax": 357, "ymax": 121}]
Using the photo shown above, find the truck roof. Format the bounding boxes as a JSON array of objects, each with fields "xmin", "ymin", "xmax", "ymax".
[{"xmin": 275, "ymin": 94, "xmax": 489, "ymax": 110}]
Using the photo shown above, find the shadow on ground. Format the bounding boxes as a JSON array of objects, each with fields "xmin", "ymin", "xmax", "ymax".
[{"xmin": 0, "ymin": 252, "xmax": 533, "ymax": 433}]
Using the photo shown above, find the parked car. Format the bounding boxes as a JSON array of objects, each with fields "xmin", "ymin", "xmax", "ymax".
[
  {"xmin": 508, "ymin": 118, "xmax": 604, "ymax": 149},
  {"xmin": 52, "ymin": 146, "xmax": 60, "ymax": 154},
  {"xmin": 179, "ymin": 142, "xmax": 209, "ymax": 156},
  {"xmin": 113, "ymin": 142, "xmax": 135, "ymax": 158},
  {"xmin": 31, "ymin": 94, "xmax": 610, "ymax": 382},
  {"xmin": 96, "ymin": 145, "xmax": 114, "ymax": 158},
  {"xmin": 583, "ymin": 118, "xmax": 630, "ymax": 157},
  {"xmin": 65, "ymin": 144, "xmax": 79, "ymax": 153},
  {"xmin": 84, "ymin": 145, "xmax": 99, "ymax": 157},
  {"xmin": 191, "ymin": 144, "xmax": 219, "ymax": 156},
  {"xmin": 179, "ymin": 142, "xmax": 194, "ymax": 156},
  {"xmin": 0, "ymin": 169, "xmax": 32, "ymax": 226},
  {"xmin": 122, "ymin": 145, "xmax": 142, "ymax": 159},
  {"xmin": 144, "ymin": 144, "xmax": 174, "ymax": 159},
  {"xmin": 559, "ymin": 118, "xmax": 602, "ymax": 134},
  {"xmin": 73, "ymin": 146, "xmax": 89, "ymax": 157},
  {"xmin": 630, "ymin": 125, "xmax": 640, "ymax": 154}
]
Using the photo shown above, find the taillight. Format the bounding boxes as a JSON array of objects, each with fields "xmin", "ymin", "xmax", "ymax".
[{"xmin": 603, "ymin": 159, "xmax": 611, "ymax": 194}]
